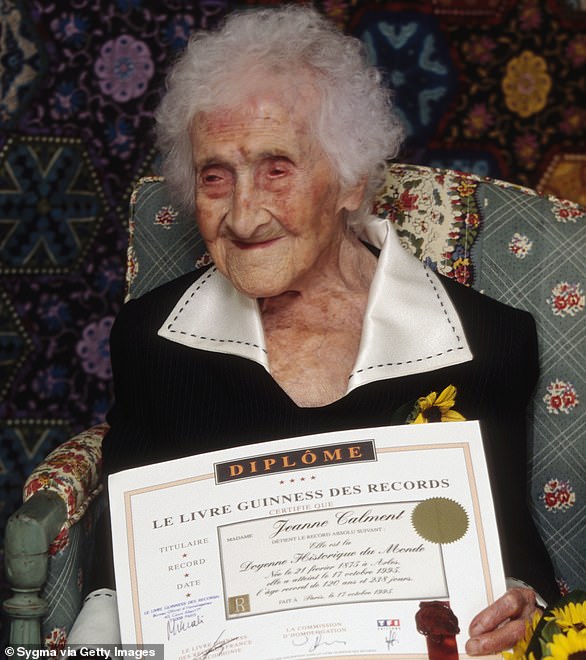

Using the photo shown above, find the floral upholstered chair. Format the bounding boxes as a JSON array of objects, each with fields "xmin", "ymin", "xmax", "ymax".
[{"xmin": 4, "ymin": 164, "xmax": 585, "ymax": 649}]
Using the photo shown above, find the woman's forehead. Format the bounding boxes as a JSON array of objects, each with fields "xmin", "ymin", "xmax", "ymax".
[
  {"xmin": 202, "ymin": 66, "xmax": 320, "ymax": 118},
  {"xmin": 191, "ymin": 106, "xmax": 322, "ymax": 170},
  {"xmin": 192, "ymin": 89, "xmax": 322, "ymax": 154}
]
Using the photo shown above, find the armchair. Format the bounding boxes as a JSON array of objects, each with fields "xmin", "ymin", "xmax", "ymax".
[{"xmin": 4, "ymin": 164, "xmax": 585, "ymax": 649}]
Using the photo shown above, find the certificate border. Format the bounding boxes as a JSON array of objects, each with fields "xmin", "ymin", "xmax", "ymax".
[{"xmin": 122, "ymin": 439, "xmax": 497, "ymax": 654}]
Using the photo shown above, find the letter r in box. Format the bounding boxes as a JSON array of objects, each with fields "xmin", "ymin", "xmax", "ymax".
[{"xmin": 228, "ymin": 594, "xmax": 251, "ymax": 616}]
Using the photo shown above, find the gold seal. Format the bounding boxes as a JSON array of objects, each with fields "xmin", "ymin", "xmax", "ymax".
[{"xmin": 411, "ymin": 498, "xmax": 468, "ymax": 544}]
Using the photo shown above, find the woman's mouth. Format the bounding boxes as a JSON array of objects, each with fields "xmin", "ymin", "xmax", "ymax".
[{"xmin": 232, "ymin": 237, "xmax": 281, "ymax": 250}]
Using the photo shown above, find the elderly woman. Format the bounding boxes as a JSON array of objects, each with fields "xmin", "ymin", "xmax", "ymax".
[{"xmin": 90, "ymin": 5, "xmax": 557, "ymax": 655}]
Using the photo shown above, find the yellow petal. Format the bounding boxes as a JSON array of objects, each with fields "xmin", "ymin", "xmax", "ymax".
[
  {"xmin": 435, "ymin": 385, "xmax": 458, "ymax": 407},
  {"xmin": 542, "ymin": 627, "xmax": 586, "ymax": 660},
  {"xmin": 442, "ymin": 410, "xmax": 466, "ymax": 422},
  {"xmin": 418, "ymin": 392, "xmax": 438, "ymax": 410}
]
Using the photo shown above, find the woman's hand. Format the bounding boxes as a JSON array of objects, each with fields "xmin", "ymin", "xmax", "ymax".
[{"xmin": 465, "ymin": 587, "xmax": 539, "ymax": 655}]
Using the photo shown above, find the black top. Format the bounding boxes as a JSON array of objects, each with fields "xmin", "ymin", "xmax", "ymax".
[{"xmin": 98, "ymin": 268, "xmax": 558, "ymax": 603}]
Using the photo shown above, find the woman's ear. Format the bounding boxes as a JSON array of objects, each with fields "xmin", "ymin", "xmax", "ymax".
[{"xmin": 338, "ymin": 177, "xmax": 367, "ymax": 213}]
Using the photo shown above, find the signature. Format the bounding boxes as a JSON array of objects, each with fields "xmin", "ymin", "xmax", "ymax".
[
  {"xmin": 194, "ymin": 630, "xmax": 242, "ymax": 659},
  {"xmin": 166, "ymin": 611, "xmax": 205, "ymax": 640},
  {"xmin": 385, "ymin": 629, "xmax": 400, "ymax": 650},
  {"xmin": 292, "ymin": 634, "xmax": 347, "ymax": 653}
]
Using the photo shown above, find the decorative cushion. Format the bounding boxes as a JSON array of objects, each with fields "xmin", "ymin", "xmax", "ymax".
[{"xmin": 374, "ymin": 164, "xmax": 483, "ymax": 284}]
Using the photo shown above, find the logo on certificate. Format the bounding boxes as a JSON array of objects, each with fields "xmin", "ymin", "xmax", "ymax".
[
  {"xmin": 377, "ymin": 619, "xmax": 400, "ymax": 628},
  {"xmin": 228, "ymin": 594, "xmax": 251, "ymax": 615},
  {"xmin": 377, "ymin": 618, "xmax": 401, "ymax": 649}
]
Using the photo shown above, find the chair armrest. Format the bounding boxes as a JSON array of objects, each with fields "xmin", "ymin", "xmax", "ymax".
[
  {"xmin": 3, "ymin": 423, "xmax": 108, "ymax": 647},
  {"xmin": 24, "ymin": 423, "xmax": 108, "ymax": 532}
]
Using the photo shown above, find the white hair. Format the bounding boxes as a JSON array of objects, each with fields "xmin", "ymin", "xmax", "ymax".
[{"xmin": 155, "ymin": 5, "xmax": 404, "ymax": 229}]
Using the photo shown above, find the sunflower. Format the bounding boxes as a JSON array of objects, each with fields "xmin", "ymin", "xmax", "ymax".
[
  {"xmin": 411, "ymin": 385, "xmax": 466, "ymax": 424},
  {"xmin": 502, "ymin": 610, "xmax": 541, "ymax": 660},
  {"xmin": 546, "ymin": 601, "xmax": 586, "ymax": 633},
  {"xmin": 542, "ymin": 628, "xmax": 586, "ymax": 660}
]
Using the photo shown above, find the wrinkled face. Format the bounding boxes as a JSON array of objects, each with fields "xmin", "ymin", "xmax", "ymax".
[{"xmin": 191, "ymin": 85, "xmax": 364, "ymax": 299}]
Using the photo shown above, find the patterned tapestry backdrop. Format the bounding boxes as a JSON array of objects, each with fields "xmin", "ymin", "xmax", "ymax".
[{"xmin": 1, "ymin": 0, "xmax": 585, "ymax": 634}]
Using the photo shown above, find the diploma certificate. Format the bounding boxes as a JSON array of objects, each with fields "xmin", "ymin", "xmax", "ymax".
[{"xmin": 109, "ymin": 421, "xmax": 506, "ymax": 659}]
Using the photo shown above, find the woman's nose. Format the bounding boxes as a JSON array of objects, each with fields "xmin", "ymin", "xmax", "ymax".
[{"xmin": 226, "ymin": 180, "xmax": 266, "ymax": 237}]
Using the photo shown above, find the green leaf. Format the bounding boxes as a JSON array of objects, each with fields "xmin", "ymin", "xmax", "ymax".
[
  {"xmin": 540, "ymin": 618, "xmax": 562, "ymax": 644},
  {"xmin": 389, "ymin": 399, "xmax": 418, "ymax": 425}
]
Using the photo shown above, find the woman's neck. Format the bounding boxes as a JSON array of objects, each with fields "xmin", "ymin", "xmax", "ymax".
[{"xmin": 259, "ymin": 236, "xmax": 377, "ymax": 407}]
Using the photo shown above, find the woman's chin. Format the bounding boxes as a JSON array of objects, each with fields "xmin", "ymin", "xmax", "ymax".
[
  {"xmin": 223, "ymin": 264, "xmax": 294, "ymax": 300},
  {"xmin": 234, "ymin": 282, "xmax": 287, "ymax": 300}
]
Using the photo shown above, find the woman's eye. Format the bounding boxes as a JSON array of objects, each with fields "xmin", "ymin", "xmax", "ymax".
[
  {"xmin": 266, "ymin": 160, "xmax": 290, "ymax": 178},
  {"xmin": 200, "ymin": 169, "xmax": 227, "ymax": 186}
]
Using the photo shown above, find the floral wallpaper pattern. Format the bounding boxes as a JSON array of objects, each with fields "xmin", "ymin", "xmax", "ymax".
[{"xmin": 1, "ymin": 0, "xmax": 585, "ymax": 638}]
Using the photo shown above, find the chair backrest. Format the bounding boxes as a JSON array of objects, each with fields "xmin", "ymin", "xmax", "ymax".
[{"xmin": 128, "ymin": 163, "xmax": 585, "ymax": 593}]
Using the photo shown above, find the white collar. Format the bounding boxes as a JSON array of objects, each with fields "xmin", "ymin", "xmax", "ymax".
[{"xmin": 158, "ymin": 216, "xmax": 472, "ymax": 394}]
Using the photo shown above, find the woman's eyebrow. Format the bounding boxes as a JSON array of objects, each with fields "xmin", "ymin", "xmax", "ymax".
[
  {"xmin": 258, "ymin": 151, "xmax": 296, "ymax": 165},
  {"xmin": 197, "ymin": 151, "xmax": 296, "ymax": 169},
  {"xmin": 196, "ymin": 157, "xmax": 231, "ymax": 170}
]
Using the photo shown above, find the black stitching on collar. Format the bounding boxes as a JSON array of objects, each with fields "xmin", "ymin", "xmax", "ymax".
[
  {"xmin": 349, "ymin": 269, "xmax": 464, "ymax": 379},
  {"xmin": 165, "ymin": 267, "xmax": 267, "ymax": 353}
]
